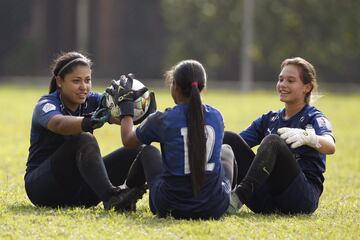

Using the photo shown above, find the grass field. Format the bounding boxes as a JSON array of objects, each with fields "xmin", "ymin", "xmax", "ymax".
[{"xmin": 0, "ymin": 84, "xmax": 359, "ymax": 239}]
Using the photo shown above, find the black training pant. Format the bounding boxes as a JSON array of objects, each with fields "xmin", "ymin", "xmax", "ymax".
[
  {"xmin": 25, "ymin": 133, "xmax": 140, "ymax": 208},
  {"xmin": 223, "ymin": 131, "xmax": 320, "ymax": 214}
]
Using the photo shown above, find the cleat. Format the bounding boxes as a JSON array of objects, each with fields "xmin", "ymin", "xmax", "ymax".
[
  {"xmin": 103, "ymin": 186, "xmax": 146, "ymax": 212},
  {"xmin": 123, "ymin": 185, "xmax": 148, "ymax": 212}
]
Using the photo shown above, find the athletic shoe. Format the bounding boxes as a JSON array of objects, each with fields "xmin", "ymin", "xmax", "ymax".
[
  {"xmin": 226, "ymin": 190, "xmax": 243, "ymax": 214},
  {"xmin": 103, "ymin": 186, "xmax": 146, "ymax": 212},
  {"xmin": 122, "ymin": 185, "xmax": 147, "ymax": 212}
]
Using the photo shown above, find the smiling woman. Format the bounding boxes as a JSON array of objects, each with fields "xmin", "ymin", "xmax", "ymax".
[
  {"xmin": 224, "ymin": 57, "xmax": 336, "ymax": 214},
  {"xmin": 24, "ymin": 51, "xmax": 146, "ymax": 211}
]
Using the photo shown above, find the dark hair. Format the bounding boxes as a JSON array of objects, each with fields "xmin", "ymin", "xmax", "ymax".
[
  {"xmin": 281, "ymin": 57, "xmax": 318, "ymax": 104},
  {"xmin": 49, "ymin": 51, "xmax": 92, "ymax": 93},
  {"xmin": 166, "ymin": 60, "xmax": 207, "ymax": 195}
]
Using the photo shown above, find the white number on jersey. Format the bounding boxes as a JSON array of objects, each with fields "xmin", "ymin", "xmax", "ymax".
[{"xmin": 181, "ymin": 125, "xmax": 215, "ymax": 174}]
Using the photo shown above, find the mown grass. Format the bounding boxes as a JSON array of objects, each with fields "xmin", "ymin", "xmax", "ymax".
[{"xmin": 0, "ymin": 84, "xmax": 359, "ymax": 239}]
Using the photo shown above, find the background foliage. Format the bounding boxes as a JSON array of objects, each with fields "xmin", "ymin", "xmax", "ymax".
[
  {"xmin": 163, "ymin": 0, "xmax": 360, "ymax": 83},
  {"xmin": 0, "ymin": 0, "xmax": 359, "ymax": 84}
]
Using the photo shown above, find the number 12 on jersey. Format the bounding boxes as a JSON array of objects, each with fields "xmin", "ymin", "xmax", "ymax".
[{"xmin": 181, "ymin": 125, "xmax": 216, "ymax": 174}]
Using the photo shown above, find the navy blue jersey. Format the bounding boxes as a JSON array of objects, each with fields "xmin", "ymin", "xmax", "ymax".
[
  {"xmin": 26, "ymin": 90, "xmax": 102, "ymax": 171},
  {"xmin": 240, "ymin": 104, "xmax": 334, "ymax": 191},
  {"xmin": 136, "ymin": 104, "xmax": 230, "ymax": 215}
]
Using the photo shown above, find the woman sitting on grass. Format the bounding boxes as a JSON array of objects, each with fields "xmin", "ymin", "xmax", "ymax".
[
  {"xmin": 24, "ymin": 51, "xmax": 147, "ymax": 211},
  {"xmin": 106, "ymin": 60, "xmax": 236, "ymax": 219},
  {"xmin": 224, "ymin": 57, "xmax": 336, "ymax": 214}
]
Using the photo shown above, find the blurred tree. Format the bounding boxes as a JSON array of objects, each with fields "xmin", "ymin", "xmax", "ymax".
[
  {"xmin": 0, "ymin": 0, "xmax": 32, "ymax": 75},
  {"xmin": 162, "ymin": 0, "xmax": 360, "ymax": 83},
  {"xmin": 90, "ymin": 0, "xmax": 166, "ymax": 79},
  {"xmin": 254, "ymin": 0, "xmax": 360, "ymax": 84},
  {"xmin": 0, "ymin": 0, "xmax": 359, "ymax": 85},
  {"xmin": 162, "ymin": 0, "xmax": 243, "ymax": 81}
]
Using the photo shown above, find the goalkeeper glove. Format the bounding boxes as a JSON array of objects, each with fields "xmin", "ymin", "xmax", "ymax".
[
  {"xmin": 105, "ymin": 74, "xmax": 147, "ymax": 118},
  {"xmin": 82, "ymin": 107, "xmax": 110, "ymax": 132},
  {"xmin": 277, "ymin": 127, "xmax": 321, "ymax": 149}
]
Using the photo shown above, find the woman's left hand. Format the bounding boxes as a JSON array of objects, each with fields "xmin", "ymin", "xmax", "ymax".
[
  {"xmin": 277, "ymin": 127, "xmax": 321, "ymax": 149},
  {"xmin": 82, "ymin": 107, "xmax": 110, "ymax": 132}
]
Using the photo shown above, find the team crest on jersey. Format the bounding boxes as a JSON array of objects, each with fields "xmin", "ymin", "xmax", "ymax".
[
  {"xmin": 42, "ymin": 103, "xmax": 56, "ymax": 113},
  {"xmin": 316, "ymin": 117, "xmax": 332, "ymax": 130}
]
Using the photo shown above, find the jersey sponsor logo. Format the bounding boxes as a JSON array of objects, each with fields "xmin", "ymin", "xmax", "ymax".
[
  {"xmin": 42, "ymin": 103, "xmax": 56, "ymax": 113},
  {"xmin": 316, "ymin": 117, "xmax": 332, "ymax": 130}
]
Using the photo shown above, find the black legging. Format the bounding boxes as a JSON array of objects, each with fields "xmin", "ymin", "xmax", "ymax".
[
  {"xmin": 223, "ymin": 131, "xmax": 301, "ymax": 204},
  {"xmin": 25, "ymin": 133, "xmax": 141, "ymax": 207},
  {"xmin": 125, "ymin": 145, "xmax": 163, "ymax": 188},
  {"xmin": 222, "ymin": 131, "xmax": 255, "ymax": 182}
]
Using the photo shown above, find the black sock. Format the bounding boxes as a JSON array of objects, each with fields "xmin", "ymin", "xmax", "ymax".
[
  {"xmin": 125, "ymin": 146, "xmax": 146, "ymax": 188},
  {"xmin": 75, "ymin": 134, "xmax": 115, "ymax": 201}
]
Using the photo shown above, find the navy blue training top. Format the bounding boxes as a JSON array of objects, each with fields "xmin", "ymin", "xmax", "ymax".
[
  {"xmin": 136, "ymin": 104, "xmax": 230, "ymax": 214},
  {"xmin": 240, "ymin": 104, "xmax": 334, "ymax": 193},
  {"xmin": 26, "ymin": 90, "xmax": 102, "ymax": 172}
]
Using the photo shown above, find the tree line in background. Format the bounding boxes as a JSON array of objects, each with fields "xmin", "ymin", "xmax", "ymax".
[{"xmin": 0, "ymin": 0, "xmax": 359, "ymax": 85}]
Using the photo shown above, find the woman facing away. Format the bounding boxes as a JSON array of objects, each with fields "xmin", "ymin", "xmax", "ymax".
[
  {"xmin": 224, "ymin": 57, "xmax": 336, "ymax": 214},
  {"xmin": 106, "ymin": 60, "xmax": 236, "ymax": 219},
  {"xmin": 24, "ymin": 51, "xmax": 150, "ymax": 211}
]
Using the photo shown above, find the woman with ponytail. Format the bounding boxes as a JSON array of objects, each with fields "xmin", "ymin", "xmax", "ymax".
[
  {"xmin": 110, "ymin": 60, "xmax": 235, "ymax": 219},
  {"xmin": 224, "ymin": 57, "xmax": 335, "ymax": 214}
]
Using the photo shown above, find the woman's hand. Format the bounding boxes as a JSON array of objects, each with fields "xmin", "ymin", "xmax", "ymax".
[
  {"xmin": 278, "ymin": 127, "xmax": 320, "ymax": 149},
  {"xmin": 277, "ymin": 127, "xmax": 335, "ymax": 154},
  {"xmin": 105, "ymin": 74, "xmax": 147, "ymax": 118},
  {"xmin": 81, "ymin": 107, "xmax": 110, "ymax": 132}
]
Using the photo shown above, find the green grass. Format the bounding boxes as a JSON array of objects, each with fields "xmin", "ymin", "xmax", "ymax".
[{"xmin": 0, "ymin": 84, "xmax": 359, "ymax": 239}]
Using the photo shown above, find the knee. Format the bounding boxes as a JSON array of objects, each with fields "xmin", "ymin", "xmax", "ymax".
[
  {"xmin": 72, "ymin": 133, "xmax": 100, "ymax": 159},
  {"xmin": 261, "ymin": 134, "xmax": 283, "ymax": 146},
  {"xmin": 73, "ymin": 132, "xmax": 98, "ymax": 147},
  {"xmin": 221, "ymin": 144, "xmax": 235, "ymax": 163},
  {"xmin": 223, "ymin": 131, "xmax": 239, "ymax": 144},
  {"xmin": 139, "ymin": 145, "xmax": 162, "ymax": 168},
  {"xmin": 142, "ymin": 145, "xmax": 161, "ymax": 157}
]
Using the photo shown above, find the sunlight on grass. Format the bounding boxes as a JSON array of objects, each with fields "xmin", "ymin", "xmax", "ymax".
[{"xmin": 0, "ymin": 85, "xmax": 359, "ymax": 239}]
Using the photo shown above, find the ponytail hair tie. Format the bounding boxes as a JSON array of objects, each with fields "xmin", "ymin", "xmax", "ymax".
[{"xmin": 191, "ymin": 82, "xmax": 198, "ymax": 87}]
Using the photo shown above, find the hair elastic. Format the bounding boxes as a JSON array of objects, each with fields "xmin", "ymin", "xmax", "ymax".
[
  {"xmin": 57, "ymin": 57, "xmax": 88, "ymax": 76},
  {"xmin": 191, "ymin": 82, "xmax": 198, "ymax": 87}
]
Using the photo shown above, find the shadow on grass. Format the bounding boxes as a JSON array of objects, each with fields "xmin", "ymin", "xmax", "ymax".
[
  {"xmin": 7, "ymin": 203, "xmax": 100, "ymax": 216},
  {"xmin": 228, "ymin": 209, "xmax": 317, "ymax": 222},
  {"xmin": 6, "ymin": 202, "xmax": 316, "ymax": 226}
]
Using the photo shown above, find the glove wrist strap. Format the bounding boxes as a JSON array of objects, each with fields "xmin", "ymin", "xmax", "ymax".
[{"xmin": 81, "ymin": 117, "xmax": 93, "ymax": 132}]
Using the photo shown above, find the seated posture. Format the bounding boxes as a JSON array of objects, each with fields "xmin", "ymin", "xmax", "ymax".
[
  {"xmin": 107, "ymin": 60, "xmax": 236, "ymax": 219},
  {"xmin": 24, "ymin": 51, "xmax": 152, "ymax": 211},
  {"xmin": 224, "ymin": 57, "xmax": 335, "ymax": 214}
]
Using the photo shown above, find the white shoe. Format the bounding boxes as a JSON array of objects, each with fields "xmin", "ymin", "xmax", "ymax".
[{"xmin": 226, "ymin": 190, "xmax": 243, "ymax": 214}]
